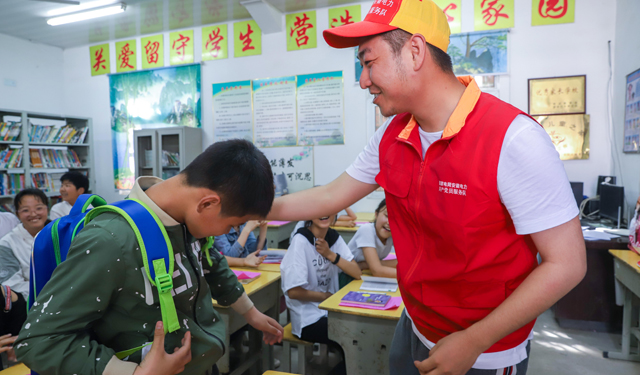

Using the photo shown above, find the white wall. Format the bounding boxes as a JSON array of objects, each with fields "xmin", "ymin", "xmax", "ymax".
[
  {"xmin": 459, "ymin": 0, "xmax": 616, "ymax": 197},
  {"xmin": 61, "ymin": 0, "xmax": 618, "ymax": 208},
  {"xmin": 613, "ymin": 0, "xmax": 640, "ymax": 218},
  {"xmin": 0, "ymin": 33, "xmax": 65, "ymax": 114}
]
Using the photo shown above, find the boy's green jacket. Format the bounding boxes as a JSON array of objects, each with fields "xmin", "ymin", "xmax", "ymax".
[{"xmin": 15, "ymin": 210, "xmax": 246, "ymax": 375}]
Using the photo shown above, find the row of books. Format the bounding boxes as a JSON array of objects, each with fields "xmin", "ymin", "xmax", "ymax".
[
  {"xmin": 30, "ymin": 149, "xmax": 83, "ymax": 169},
  {"xmin": 32, "ymin": 173, "xmax": 55, "ymax": 193},
  {"xmin": 0, "ymin": 122, "xmax": 22, "ymax": 142},
  {"xmin": 0, "ymin": 173, "xmax": 25, "ymax": 196},
  {"xmin": 29, "ymin": 124, "xmax": 89, "ymax": 144},
  {"xmin": 0, "ymin": 148, "xmax": 23, "ymax": 169},
  {"xmin": 0, "ymin": 204, "xmax": 14, "ymax": 213}
]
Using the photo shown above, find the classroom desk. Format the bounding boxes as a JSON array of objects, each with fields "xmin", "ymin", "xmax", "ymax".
[
  {"xmin": 330, "ymin": 225, "xmax": 358, "ymax": 244},
  {"xmin": 604, "ymin": 250, "xmax": 640, "ymax": 362},
  {"xmin": 233, "ymin": 263, "xmax": 282, "ymax": 273},
  {"xmin": 253, "ymin": 221, "xmax": 296, "ymax": 249},
  {"xmin": 319, "ymin": 279, "xmax": 404, "ymax": 375},
  {"xmin": 331, "ymin": 212, "xmax": 374, "ymax": 244},
  {"xmin": 0, "ymin": 364, "xmax": 29, "ymax": 375},
  {"xmin": 213, "ymin": 270, "xmax": 281, "ymax": 375}
]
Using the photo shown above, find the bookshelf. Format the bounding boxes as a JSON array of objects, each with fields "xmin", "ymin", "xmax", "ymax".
[
  {"xmin": 0, "ymin": 108, "xmax": 93, "ymax": 212},
  {"xmin": 134, "ymin": 127, "xmax": 201, "ymax": 180}
]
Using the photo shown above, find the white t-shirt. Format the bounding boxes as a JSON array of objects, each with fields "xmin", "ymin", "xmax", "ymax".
[
  {"xmin": 348, "ymin": 222, "xmax": 394, "ymax": 263},
  {"xmin": 49, "ymin": 201, "xmax": 72, "ymax": 220},
  {"xmin": 346, "ymin": 114, "xmax": 578, "ymax": 369},
  {"xmin": 0, "ymin": 212, "xmax": 19, "ymax": 239},
  {"xmin": 288, "ymin": 210, "xmax": 348, "ymax": 244},
  {"xmin": 280, "ymin": 232, "xmax": 354, "ymax": 337}
]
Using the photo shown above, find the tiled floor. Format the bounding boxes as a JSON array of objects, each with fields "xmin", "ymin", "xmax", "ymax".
[{"xmin": 279, "ymin": 309, "xmax": 640, "ymax": 375}]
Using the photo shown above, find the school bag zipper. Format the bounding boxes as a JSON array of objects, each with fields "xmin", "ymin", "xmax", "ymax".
[{"xmin": 182, "ymin": 224, "xmax": 226, "ymax": 355}]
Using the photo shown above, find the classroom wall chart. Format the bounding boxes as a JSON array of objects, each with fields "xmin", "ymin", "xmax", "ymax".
[
  {"xmin": 253, "ymin": 76, "xmax": 297, "ymax": 147},
  {"xmin": 212, "ymin": 80, "xmax": 252, "ymax": 142},
  {"xmin": 297, "ymin": 71, "xmax": 345, "ymax": 146},
  {"xmin": 212, "ymin": 71, "xmax": 344, "ymax": 148}
]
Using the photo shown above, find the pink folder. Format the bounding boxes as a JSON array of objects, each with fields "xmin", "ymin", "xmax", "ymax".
[{"xmin": 233, "ymin": 270, "xmax": 261, "ymax": 280}]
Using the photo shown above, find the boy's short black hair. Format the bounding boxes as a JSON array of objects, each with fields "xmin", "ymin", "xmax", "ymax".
[
  {"xmin": 14, "ymin": 188, "xmax": 49, "ymax": 211},
  {"xmin": 60, "ymin": 171, "xmax": 89, "ymax": 193},
  {"xmin": 181, "ymin": 139, "xmax": 274, "ymax": 218}
]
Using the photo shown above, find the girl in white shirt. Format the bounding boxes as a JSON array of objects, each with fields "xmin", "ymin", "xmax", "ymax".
[
  {"xmin": 281, "ymin": 213, "xmax": 362, "ymax": 375},
  {"xmin": 349, "ymin": 199, "xmax": 397, "ymax": 278}
]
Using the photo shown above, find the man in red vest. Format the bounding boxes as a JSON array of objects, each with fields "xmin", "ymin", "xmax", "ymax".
[{"xmin": 269, "ymin": 1, "xmax": 586, "ymax": 374}]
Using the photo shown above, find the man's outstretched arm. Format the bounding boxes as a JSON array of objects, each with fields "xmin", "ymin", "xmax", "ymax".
[{"xmin": 268, "ymin": 172, "xmax": 378, "ymax": 221}]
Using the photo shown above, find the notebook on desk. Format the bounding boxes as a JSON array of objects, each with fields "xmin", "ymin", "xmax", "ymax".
[{"xmin": 360, "ymin": 275, "xmax": 398, "ymax": 293}]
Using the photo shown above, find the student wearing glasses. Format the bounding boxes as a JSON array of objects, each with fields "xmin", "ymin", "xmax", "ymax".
[{"xmin": 0, "ymin": 189, "xmax": 50, "ymax": 367}]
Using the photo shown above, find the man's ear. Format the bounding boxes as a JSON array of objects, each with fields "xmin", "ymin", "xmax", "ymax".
[
  {"xmin": 197, "ymin": 192, "xmax": 222, "ymax": 214},
  {"xmin": 409, "ymin": 34, "xmax": 428, "ymax": 72}
]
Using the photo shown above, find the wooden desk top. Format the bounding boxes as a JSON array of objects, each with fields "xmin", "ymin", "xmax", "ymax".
[
  {"xmin": 213, "ymin": 270, "xmax": 281, "ymax": 308},
  {"xmin": 330, "ymin": 225, "xmax": 359, "ymax": 232},
  {"xmin": 355, "ymin": 212, "xmax": 375, "ymax": 222},
  {"xmin": 319, "ymin": 279, "xmax": 404, "ymax": 320},
  {"xmin": 0, "ymin": 364, "xmax": 29, "ymax": 375},
  {"xmin": 233, "ymin": 263, "xmax": 281, "ymax": 273},
  {"xmin": 263, "ymin": 371, "xmax": 296, "ymax": 375},
  {"xmin": 609, "ymin": 249, "xmax": 640, "ymax": 273}
]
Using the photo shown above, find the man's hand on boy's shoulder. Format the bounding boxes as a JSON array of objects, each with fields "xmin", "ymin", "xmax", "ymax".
[
  {"xmin": 134, "ymin": 322, "xmax": 192, "ymax": 375},
  {"xmin": 242, "ymin": 307, "xmax": 283, "ymax": 345}
]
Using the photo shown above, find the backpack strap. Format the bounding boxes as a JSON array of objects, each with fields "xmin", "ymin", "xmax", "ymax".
[
  {"xmin": 69, "ymin": 194, "xmax": 107, "ymax": 216},
  {"xmin": 202, "ymin": 236, "xmax": 215, "ymax": 267},
  {"xmin": 84, "ymin": 199, "xmax": 180, "ymax": 334}
]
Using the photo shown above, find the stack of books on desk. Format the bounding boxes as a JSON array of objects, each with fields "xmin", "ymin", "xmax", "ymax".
[
  {"xmin": 260, "ymin": 250, "xmax": 286, "ymax": 264},
  {"xmin": 341, "ymin": 291, "xmax": 391, "ymax": 308}
]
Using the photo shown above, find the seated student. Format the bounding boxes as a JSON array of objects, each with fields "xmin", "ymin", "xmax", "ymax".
[
  {"xmin": 349, "ymin": 199, "xmax": 396, "ymax": 278},
  {"xmin": 49, "ymin": 171, "xmax": 89, "ymax": 220},
  {"xmin": 0, "ymin": 189, "xmax": 50, "ymax": 303},
  {"xmin": 214, "ymin": 220, "xmax": 268, "ymax": 268},
  {"xmin": 0, "ymin": 286, "xmax": 21, "ymax": 368},
  {"xmin": 289, "ymin": 207, "xmax": 357, "ymax": 244},
  {"xmin": 281, "ymin": 214, "xmax": 361, "ymax": 375},
  {"xmin": 15, "ymin": 140, "xmax": 283, "ymax": 375},
  {"xmin": 0, "ymin": 212, "xmax": 19, "ymax": 240}
]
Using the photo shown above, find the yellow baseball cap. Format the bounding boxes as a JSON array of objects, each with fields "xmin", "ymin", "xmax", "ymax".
[{"xmin": 323, "ymin": 0, "xmax": 451, "ymax": 52}]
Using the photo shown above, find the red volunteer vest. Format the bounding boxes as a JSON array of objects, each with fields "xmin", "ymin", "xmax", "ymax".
[{"xmin": 376, "ymin": 93, "xmax": 538, "ymax": 352}]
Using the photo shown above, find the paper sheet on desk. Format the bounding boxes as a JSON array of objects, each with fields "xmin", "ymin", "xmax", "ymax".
[
  {"xmin": 383, "ymin": 253, "xmax": 397, "ymax": 261},
  {"xmin": 582, "ymin": 229, "xmax": 620, "ymax": 241},
  {"xmin": 340, "ymin": 296, "xmax": 403, "ymax": 310},
  {"xmin": 233, "ymin": 270, "xmax": 261, "ymax": 280}
]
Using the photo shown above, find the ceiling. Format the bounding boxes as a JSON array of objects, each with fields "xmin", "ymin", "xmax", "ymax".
[{"xmin": 1, "ymin": 0, "xmax": 363, "ymax": 49}]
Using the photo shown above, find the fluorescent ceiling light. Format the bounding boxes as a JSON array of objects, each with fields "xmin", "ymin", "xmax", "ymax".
[
  {"xmin": 47, "ymin": 3, "xmax": 125, "ymax": 26},
  {"xmin": 47, "ymin": 0, "xmax": 117, "ymax": 17}
]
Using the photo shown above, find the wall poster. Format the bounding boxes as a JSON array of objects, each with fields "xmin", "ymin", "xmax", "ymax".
[
  {"xmin": 297, "ymin": 71, "xmax": 344, "ymax": 146},
  {"xmin": 212, "ymin": 80, "xmax": 252, "ymax": 142},
  {"xmin": 624, "ymin": 68, "xmax": 640, "ymax": 153},
  {"xmin": 447, "ymin": 30, "xmax": 507, "ymax": 76},
  {"xmin": 109, "ymin": 64, "xmax": 201, "ymax": 190},
  {"xmin": 253, "ymin": 76, "xmax": 297, "ymax": 147}
]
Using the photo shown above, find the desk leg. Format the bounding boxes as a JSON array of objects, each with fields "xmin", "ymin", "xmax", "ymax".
[
  {"xmin": 327, "ymin": 312, "xmax": 397, "ymax": 375},
  {"xmin": 604, "ymin": 286, "xmax": 640, "ymax": 362}
]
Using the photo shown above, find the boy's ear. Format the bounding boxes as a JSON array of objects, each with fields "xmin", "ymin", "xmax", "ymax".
[
  {"xmin": 78, "ymin": 187, "xmax": 86, "ymax": 195},
  {"xmin": 197, "ymin": 192, "xmax": 222, "ymax": 214}
]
